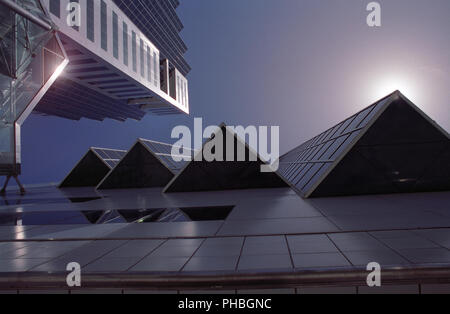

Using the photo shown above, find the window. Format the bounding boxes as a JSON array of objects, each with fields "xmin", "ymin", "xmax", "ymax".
[
  {"xmin": 49, "ymin": 0, "xmax": 60, "ymax": 18},
  {"xmin": 177, "ymin": 76, "xmax": 181, "ymax": 102},
  {"xmin": 182, "ymin": 79, "xmax": 186, "ymax": 107},
  {"xmin": 101, "ymin": 1, "xmax": 107, "ymax": 51},
  {"xmin": 183, "ymin": 81, "xmax": 187, "ymax": 106},
  {"xmin": 112, "ymin": 12, "xmax": 119, "ymax": 59},
  {"xmin": 147, "ymin": 46, "xmax": 151, "ymax": 82},
  {"xmin": 140, "ymin": 39, "xmax": 145, "ymax": 77},
  {"xmin": 86, "ymin": 0, "xmax": 94, "ymax": 42},
  {"xmin": 184, "ymin": 81, "xmax": 188, "ymax": 107},
  {"xmin": 0, "ymin": 206, "xmax": 235, "ymax": 225},
  {"xmin": 132, "ymin": 31, "xmax": 137, "ymax": 72},
  {"xmin": 153, "ymin": 51, "xmax": 158, "ymax": 86},
  {"xmin": 123, "ymin": 22, "xmax": 128, "ymax": 66}
]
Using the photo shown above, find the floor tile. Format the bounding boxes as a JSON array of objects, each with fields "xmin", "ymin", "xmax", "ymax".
[
  {"xmin": 292, "ymin": 253, "xmax": 351, "ymax": 268},
  {"xmin": 328, "ymin": 233, "xmax": 388, "ymax": 252},
  {"xmin": 17, "ymin": 241, "xmax": 88, "ymax": 259},
  {"xmin": 242, "ymin": 236, "xmax": 288, "ymax": 255},
  {"xmin": 287, "ymin": 235, "xmax": 338, "ymax": 254},
  {"xmin": 0, "ymin": 258, "xmax": 49, "ymax": 272},
  {"xmin": 183, "ymin": 256, "xmax": 239, "ymax": 272},
  {"xmin": 237, "ymin": 254, "xmax": 292, "ymax": 271},
  {"xmin": 105, "ymin": 240, "xmax": 164, "ymax": 258},
  {"xmin": 218, "ymin": 217, "xmax": 339, "ymax": 236},
  {"xmin": 201, "ymin": 237, "xmax": 244, "ymax": 247},
  {"xmin": 130, "ymin": 256, "xmax": 188, "ymax": 272},
  {"xmin": 151, "ymin": 243, "xmax": 201, "ymax": 257},
  {"xmin": 379, "ymin": 236, "xmax": 439, "ymax": 250},
  {"xmin": 343, "ymin": 250, "xmax": 409, "ymax": 266},
  {"xmin": 194, "ymin": 243, "xmax": 242, "ymax": 257},
  {"xmin": 0, "ymin": 242, "xmax": 30, "ymax": 256},
  {"xmin": 397, "ymin": 248, "xmax": 450, "ymax": 264},
  {"xmin": 83, "ymin": 257, "xmax": 142, "ymax": 272}
]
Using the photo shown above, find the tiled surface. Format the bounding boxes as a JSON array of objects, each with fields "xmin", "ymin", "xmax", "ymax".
[
  {"xmin": 0, "ymin": 187, "xmax": 449, "ymax": 278},
  {"xmin": 194, "ymin": 237, "xmax": 243, "ymax": 257},
  {"xmin": 237, "ymin": 254, "xmax": 292, "ymax": 271},
  {"xmin": 0, "ymin": 258, "xmax": 49, "ymax": 272},
  {"xmin": 104, "ymin": 240, "xmax": 164, "ymax": 258},
  {"xmin": 227, "ymin": 198, "xmax": 322, "ymax": 220},
  {"xmin": 107, "ymin": 222, "xmax": 222, "ymax": 238},
  {"xmin": 396, "ymin": 248, "xmax": 450, "ymax": 264},
  {"xmin": 29, "ymin": 224, "xmax": 128, "ymax": 240},
  {"xmin": 293, "ymin": 253, "xmax": 351, "ymax": 268},
  {"xmin": 130, "ymin": 256, "xmax": 188, "ymax": 272},
  {"xmin": 1, "ymin": 230, "xmax": 449, "ymax": 274},
  {"xmin": 412, "ymin": 229, "xmax": 450, "ymax": 249},
  {"xmin": 14, "ymin": 241, "xmax": 89, "ymax": 259},
  {"xmin": 0, "ymin": 242, "xmax": 31, "ymax": 257},
  {"xmin": 343, "ymin": 250, "xmax": 409, "ymax": 267},
  {"xmin": 242, "ymin": 236, "xmax": 289, "ymax": 255},
  {"xmin": 183, "ymin": 256, "xmax": 239, "ymax": 272},
  {"xmin": 31, "ymin": 240, "xmax": 127, "ymax": 272},
  {"xmin": 217, "ymin": 217, "xmax": 339, "ymax": 236},
  {"xmin": 328, "ymin": 233, "xmax": 388, "ymax": 252},
  {"xmin": 287, "ymin": 235, "xmax": 338, "ymax": 254},
  {"xmin": 377, "ymin": 235, "xmax": 439, "ymax": 250},
  {"xmin": 83, "ymin": 257, "xmax": 142, "ymax": 272}
]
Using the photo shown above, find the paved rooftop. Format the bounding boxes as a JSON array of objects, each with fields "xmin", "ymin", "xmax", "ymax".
[{"xmin": 0, "ymin": 186, "xmax": 449, "ymax": 290}]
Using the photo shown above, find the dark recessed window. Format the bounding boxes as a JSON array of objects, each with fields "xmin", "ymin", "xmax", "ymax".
[
  {"xmin": 86, "ymin": 0, "xmax": 94, "ymax": 42},
  {"xmin": 180, "ymin": 206, "xmax": 234, "ymax": 221},
  {"xmin": 49, "ymin": 0, "xmax": 60, "ymax": 18},
  {"xmin": 100, "ymin": 0, "xmax": 107, "ymax": 51},
  {"xmin": 0, "ymin": 206, "xmax": 235, "ymax": 226},
  {"xmin": 69, "ymin": 197, "xmax": 102, "ymax": 203},
  {"xmin": 132, "ymin": 31, "xmax": 137, "ymax": 72},
  {"xmin": 123, "ymin": 22, "xmax": 128, "ymax": 66},
  {"xmin": 112, "ymin": 12, "xmax": 119, "ymax": 59}
]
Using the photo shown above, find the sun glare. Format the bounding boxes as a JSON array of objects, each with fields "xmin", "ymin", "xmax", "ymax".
[{"xmin": 370, "ymin": 74, "xmax": 419, "ymax": 103}]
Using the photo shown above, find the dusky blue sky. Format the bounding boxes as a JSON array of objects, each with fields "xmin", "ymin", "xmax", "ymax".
[{"xmin": 21, "ymin": 0, "xmax": 449, "ymax": 184}]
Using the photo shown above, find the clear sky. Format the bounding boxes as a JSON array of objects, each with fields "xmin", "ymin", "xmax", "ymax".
[{"xmin": 21, "ymin": 0, "xmax": 449, "ymax": 184}]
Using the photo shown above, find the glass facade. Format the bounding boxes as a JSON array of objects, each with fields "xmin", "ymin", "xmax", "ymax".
[
  {"xmin": 49, "ymin": 0, "xmax": 60, "ymax": 18},
  {"xmin": 153, "ymin": 51, "xmax": 158, "ymax": 86},
  {"xmin": 174, "ymin": 72, "xmax": 188, "ymax": 108},
  {"xmin": 123, "ymin": 22, "xmax": 128, "ymax": 66},
  {"xmin": 0, "ymin": 1, "xmax": 66, "ymax": 175},
  {"xmin": 140, "ymin": 39, "xmax": 145, "ymax": 77},
  {"xmin": 112, "ymin": 0, "xmax": 190, "ymax": 76},
  {"xmin": 112, "ymin": 12, "xmax": 119, "ymax": 59},
  {"xmin": 100, "ymin": 1, "xmax": 108, "ymax": 51},
  {"xmin": 140, "ymin": 139, "xmax": 196, "ymax": 174},
  {"xmin": 147, "ymin": 46, "xmax": 152, "ymax": 83},
  {"xmin": 132, "ymin": 31, "xmax": 137, "ymax": 72},
  {"xmin": 279, "ymin": 97, "xmax": 391, "ymax": 196},
  {"xmin": 37, "ymin": 0, "xmax": 189, "ymax": 120},
  {"xmin": 86, "ymin": 0, "xmax": 95, "ymax": 42}
]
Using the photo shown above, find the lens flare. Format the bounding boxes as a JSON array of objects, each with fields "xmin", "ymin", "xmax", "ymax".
[{"xmin": 371, "ymin": 74, "xmax": 419, "ymax": 103}]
